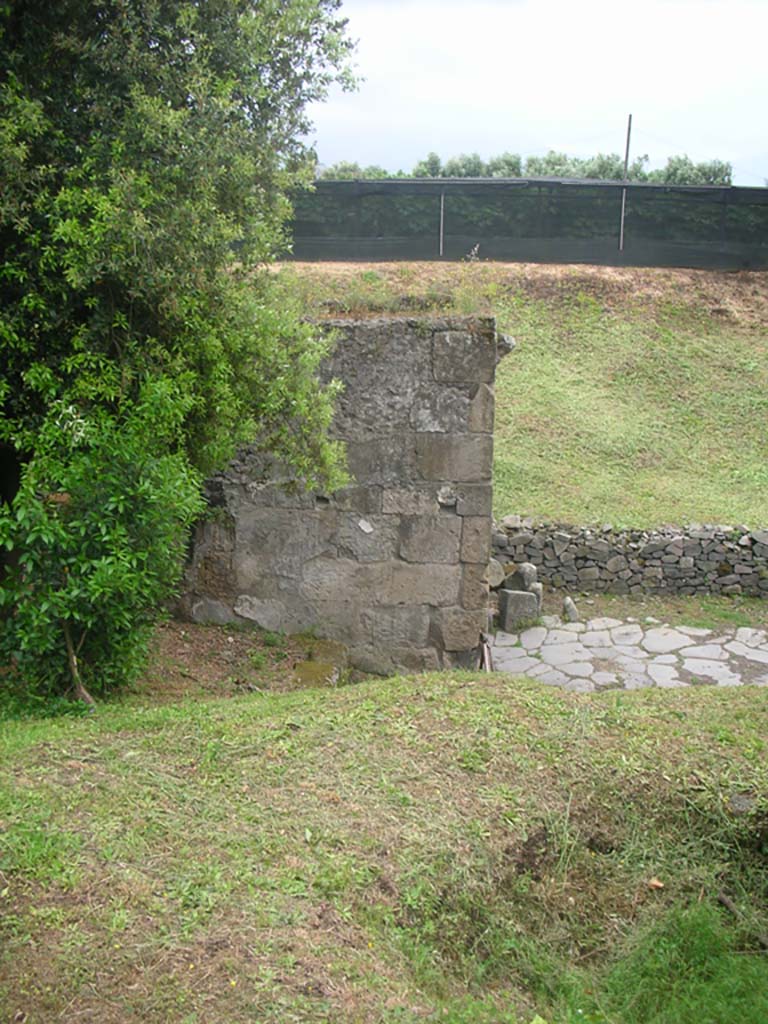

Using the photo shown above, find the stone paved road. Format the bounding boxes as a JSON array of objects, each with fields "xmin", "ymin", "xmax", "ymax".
[{"xmin": 491, "ymin": 616, "xmax": 768, "ymax": 692}]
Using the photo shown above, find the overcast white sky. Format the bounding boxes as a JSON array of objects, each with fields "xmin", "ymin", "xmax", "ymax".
[{"xmin": 307, "ymin": 0, "xmax": 768, "ymax": 185}]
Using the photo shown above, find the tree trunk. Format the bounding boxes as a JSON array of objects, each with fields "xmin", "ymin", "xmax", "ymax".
[{"xmin": 62, "ymin": 621, "xmax": 96, "ymax": 706}]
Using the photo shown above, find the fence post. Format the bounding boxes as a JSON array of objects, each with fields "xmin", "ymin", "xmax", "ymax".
[
  {"xmin": 439, "ymin": 191, "xmax": 445, "ymax": 257},
  {"xmin": 618, "ymin": 113, "xmax": 632, "ymax": 251}
]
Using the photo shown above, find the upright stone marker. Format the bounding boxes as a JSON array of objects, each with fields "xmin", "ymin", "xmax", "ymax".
[{"xmin": 181, "ymin": 317, "xmax": 508, "ymax": 673}]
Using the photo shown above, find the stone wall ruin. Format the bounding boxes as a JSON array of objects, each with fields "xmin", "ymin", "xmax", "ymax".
[
  {"xmin": 492, "ymin": 519, "xmax": 768, "ymax": 597},
  {"xmin": 181, "ymin": 316, "xmax": 509, "ymax": 674}
]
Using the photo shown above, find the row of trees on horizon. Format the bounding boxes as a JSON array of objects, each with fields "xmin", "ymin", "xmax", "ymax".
[{"xmin": 318, "ymin": 150, "xmax": 734, "ymax": 186}]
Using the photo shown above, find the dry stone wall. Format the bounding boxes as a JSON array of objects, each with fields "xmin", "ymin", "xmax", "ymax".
[
  {"xmin": 492, "ymin": 518, "xmax": 768, "ymax": 597},
  {"xmin": 181, "ymin": 317, "xmax": 508, "ymax": 674}
]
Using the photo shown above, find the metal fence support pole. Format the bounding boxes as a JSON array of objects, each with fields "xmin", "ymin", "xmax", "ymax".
[
  {"xmin": 619, "ymin": 113, "xmax": 632, "ymax": 252},
  {"xmin": 439, "ymin": 191, "xmax": 445, "ymax": 257}
]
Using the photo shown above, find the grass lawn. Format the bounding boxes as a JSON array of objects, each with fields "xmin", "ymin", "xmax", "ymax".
[
  {"xmin": 2, "ymin": 658, "xmax": 768, "ymax": 1023},
  {"xmin": 3, "ymin": 264, "xmax": 768, "ymax": 1021},
  {"xmin": 273, "ymin": 261, "xmax": 768, "ymax": 527}
]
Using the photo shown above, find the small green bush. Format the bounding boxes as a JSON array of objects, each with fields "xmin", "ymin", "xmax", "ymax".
[{"xmin": 0, "ymin": 381, "xmax": 203, "ymax": 703}]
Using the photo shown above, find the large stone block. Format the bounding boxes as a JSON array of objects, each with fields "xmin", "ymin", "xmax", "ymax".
[
  {"xmin": 416, "ymin": 433, "xmax": 493, "ymax": 483},
  {"xmin": 432, "ymin": 329, "xmax": 496, "ymax": 383},
  {"xmin": 381, "ymin": 563, "xmax": 460, "ymax": 606},
  {"xmin": 435, "ymin": 607, "xmax": 487, "ymax": 651},
  {"xmin": 346, "ymin": 435, "xmax": 417, "ymax": 486},
  {"xmin": 326, "ymin": 485, "xmax": 383, "ymax": 515},
  {"xmin": 382, "ymin": 487, "xmax": 440, "ymax": 515},
  {"xmin": 409, "ymin": 385, "xmax": 469, "ymax": 432},
  {"xmin": 234, "ymin": 595, "xmax": 314, "ymax": 633},
  {"xmin": 363, "ymin": 605, "xmax": 432, "ymax": 647},
  {"xmin": 301, "ymin": 558, "xmax": 459, "ymax": 607},
  {"xmin": 468, "ymin": 383, "xmax": 495, "ymax": 433},
  {"xmin": 456, "ymin": 484, "xmax": 493, "ymax": 517},
  {"xmin": 461, "ymin": 516, "xmax": 491, "ymax": 564},
  {"xmin": 337, "ymin": 514, "xmax": 400, "ymax": 563},
  {"xmin": 400, "ymin": 515, "xmax": 462, "ymax": 563},
  {"xmin": 234, "ymin": 508, "xmax": 338, "ymax": 586},
  {"xmin": 498, "ymin": 590, "xmax": 539, "ymax": 632},
  {"xmin": 461, "ymin": 563, "xmax": 490, "ymax": 610}
]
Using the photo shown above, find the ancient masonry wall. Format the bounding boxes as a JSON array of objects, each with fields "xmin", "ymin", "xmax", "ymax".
[
  {"xmin": 492, "ymin": 519, "xmax": 768, "ymax": 597},
  {"xmin": 182, "ymin": 317, "xmax": 508, "ymax": 674}
]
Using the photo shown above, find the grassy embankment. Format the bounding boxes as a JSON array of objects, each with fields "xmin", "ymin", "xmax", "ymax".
[
  {"xmin": 273, "ymin": 261, "xmax": 768, "ymax": 527},
  {"xmin": 2, "ymin": 671, "xmax": 768, "ymax": 1023},
  {"xmin": 3, "ymin": 264, "xmax": 768, "ymax": 1022}
]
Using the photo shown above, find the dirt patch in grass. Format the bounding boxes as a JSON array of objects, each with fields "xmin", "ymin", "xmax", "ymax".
[
  {"xmin": 125, "ymin": 620, "xmax": 351, "ymax": 704},
  {"xmin": 276, "ymin": 261, "xmax": 768, "ymax": 328}
]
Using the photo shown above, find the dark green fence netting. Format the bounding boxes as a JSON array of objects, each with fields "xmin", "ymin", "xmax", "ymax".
[{"xmin": 288, "ymin": 179, "xmax": 768, "ymax": 269}]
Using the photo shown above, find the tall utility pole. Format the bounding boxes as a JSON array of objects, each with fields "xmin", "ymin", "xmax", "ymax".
[{"xmin": 618, "ymin": 113, "xmax": 633, "ymax": 252}]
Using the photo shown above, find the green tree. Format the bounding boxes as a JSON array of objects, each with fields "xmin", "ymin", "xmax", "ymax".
[
  {"xmin": 318, "ymin": 160, "xmax": 391, "ymax": 179},
  {"xmin": 442, "ymin": 152, "xmax": 487, "ymax": 177},
  {"xmin": 648, "ymin": 155, "xmax": 732, "ymax": 186},
  {"xmin": 486, "ymin": 152, "xmax": 523, "ymax": 178},
  {"xmin": 412, "ymin": 151, "xmax": 443, "ymax": 177},
  {"xmin": 0, "ymin": 0, "xmax": 353, "ymax": 705}
]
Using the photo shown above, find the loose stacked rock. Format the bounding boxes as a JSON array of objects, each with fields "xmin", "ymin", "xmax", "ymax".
[{"xmin": 492, "ymin": 518, "xmax": 768, "ymax": 597}]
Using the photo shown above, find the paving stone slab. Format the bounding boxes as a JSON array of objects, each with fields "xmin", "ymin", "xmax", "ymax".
[
  {"xmin": 519, "ymin": 626, "xmax": 547, "ymax": 650},
  {"xmin": 682, "ymin": 644, "xmax": 728, "ymax": 660},
  {"xmin": 735, "ymin": 627, "xmax": 767, "ymax": 648},
  {"xmin": 538, "ymin": 670, "xmax": 570, "ymax": 687},
  {"xmin": 581, "ymin": 630, "xmax": 611, "ymax": 647},
  {"xmin": 648, "ymin": 663, "xmax": 681, "ymax": 686},
  {"xmin": 611, "ymin": 624, "xmax": 645, "ymax": 646},
  {"xmin": 493, "ymin": 652, "xmax": 541, "ymax": 674},
  {"xmin": 490, "ymin": 615, "xmax": 762, "ymax": 695},
  {"xmin": 641, "ymin": 627, "xmax": 695, "ymax": 654},
  {"xmin": 494, "ymin": 631, "xmax": 520, "ymax": 647},
  {"xmin": 725, "ymin": 641, "xmax": 768, "ymax": 664},
  {"xmin": 546, "ymin": 628, "xmax": 583, "ymax": 644},
  {"xmin": 682, "ymin": 659, "xmax": 743, "ymax": 684},
  {"xmin": 587, "ymin": 617, "xmax": 623, "ymax": 630},
  {"xmin": 560, "ymin": 661, "xmax": 594, "ymax": 678},
  {"xmin": 540, "ymin": 643, "xmax": 591, "ymax": 665},
  {"xmin": 593, "ymin": 671, "xmax": 620, "ymax": 689}
]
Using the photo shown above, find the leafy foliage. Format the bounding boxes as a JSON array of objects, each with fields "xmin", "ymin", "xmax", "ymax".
[
  {"xmin": 0, "ymin": 387, "xmax": 204, "ymax": 702},
  {"xmin": 0, "ymin": 0, "xmax": 353, "ymax": 701},
  {"xmin": 326, "ymin": 148, "xmax": 733, "ymax": 184}
]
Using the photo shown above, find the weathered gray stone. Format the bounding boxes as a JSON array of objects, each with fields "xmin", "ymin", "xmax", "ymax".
[
  {"xmin": 484, "ymin": 558, "xmax": 506, "ymax": 589},
  {"xmin": 468, "ymin": 383, "xmax": 495, "ymax": 432},
  {"xmin": 519, "ymin": 626, "xmax": 547, "ymax": 649},
  {"xmin": 409, "ymin": 386, "xmax": 470, "ymax": 432},
  {"xmin": 456, "ymin": 484, "xmax": 493, "ymax": 517},
  {"xmin": 363, "ymin": 606, "xmax": 431, "ymax": 648},
  {"xmin": 346, "ymin": 435, "xmax": 417, "ymax": 485},
  {"xmin": 416, "ymin": 433, "xmax": 493, "ymax": 483},
  {"xmin": 382, "ymin": 487, "xmax": 439, "ymax": 515},
  {"xmin": 529, "ymin": 581, "xmax": 544, "ymax": 613},
  {"xmin": 505, "ymin": 562, "xmax": 538, "ymax": 590},
  {"xmin": 191, "ymin": 598, "xmax": 237, "ymax": 625},
  {"xmin": 562, "ymin": 596, "xmax": 579, "ymax": 622},
  {"xmin": 436, "ymin": 607, "xmax": 487, "ymax": 651},
  {"xmin": 641, "ymin": 627, "xmax": 695, "ymax": 654},
  {"xmin": 498, "ymin": 590, "xmax": 539, "ymax": 631},
  {"xmin": 461, "ymin": 517, "xmax": 491, "ymax": 563},
  {"xmin": 462, "ymin": 564, "xmax": 490, "ymax": 610},
  {"xmin": 400, "ymin": 515, "xmax": 462, "ymax": 564},
  {"xmin": 336, "ymin": 515, "xmax": 400, "ymax": 563},
  {"xmin": 432, "ymin": 329, "xmax": 496, "ymax": 383}
]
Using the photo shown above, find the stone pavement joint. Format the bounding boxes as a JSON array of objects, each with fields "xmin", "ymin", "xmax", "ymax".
[{"xmin": 490, "ymin": 617, "xmax": 768, "ymax": 692}]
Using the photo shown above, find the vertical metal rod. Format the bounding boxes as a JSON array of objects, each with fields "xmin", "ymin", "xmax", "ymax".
[
  {"xmin": 619, "ymin": 113, "xmax": 632, "ymax": 251},
  {"xmin": 439, "ymin": 191, "xmax": 445, "ymax": 257}
]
